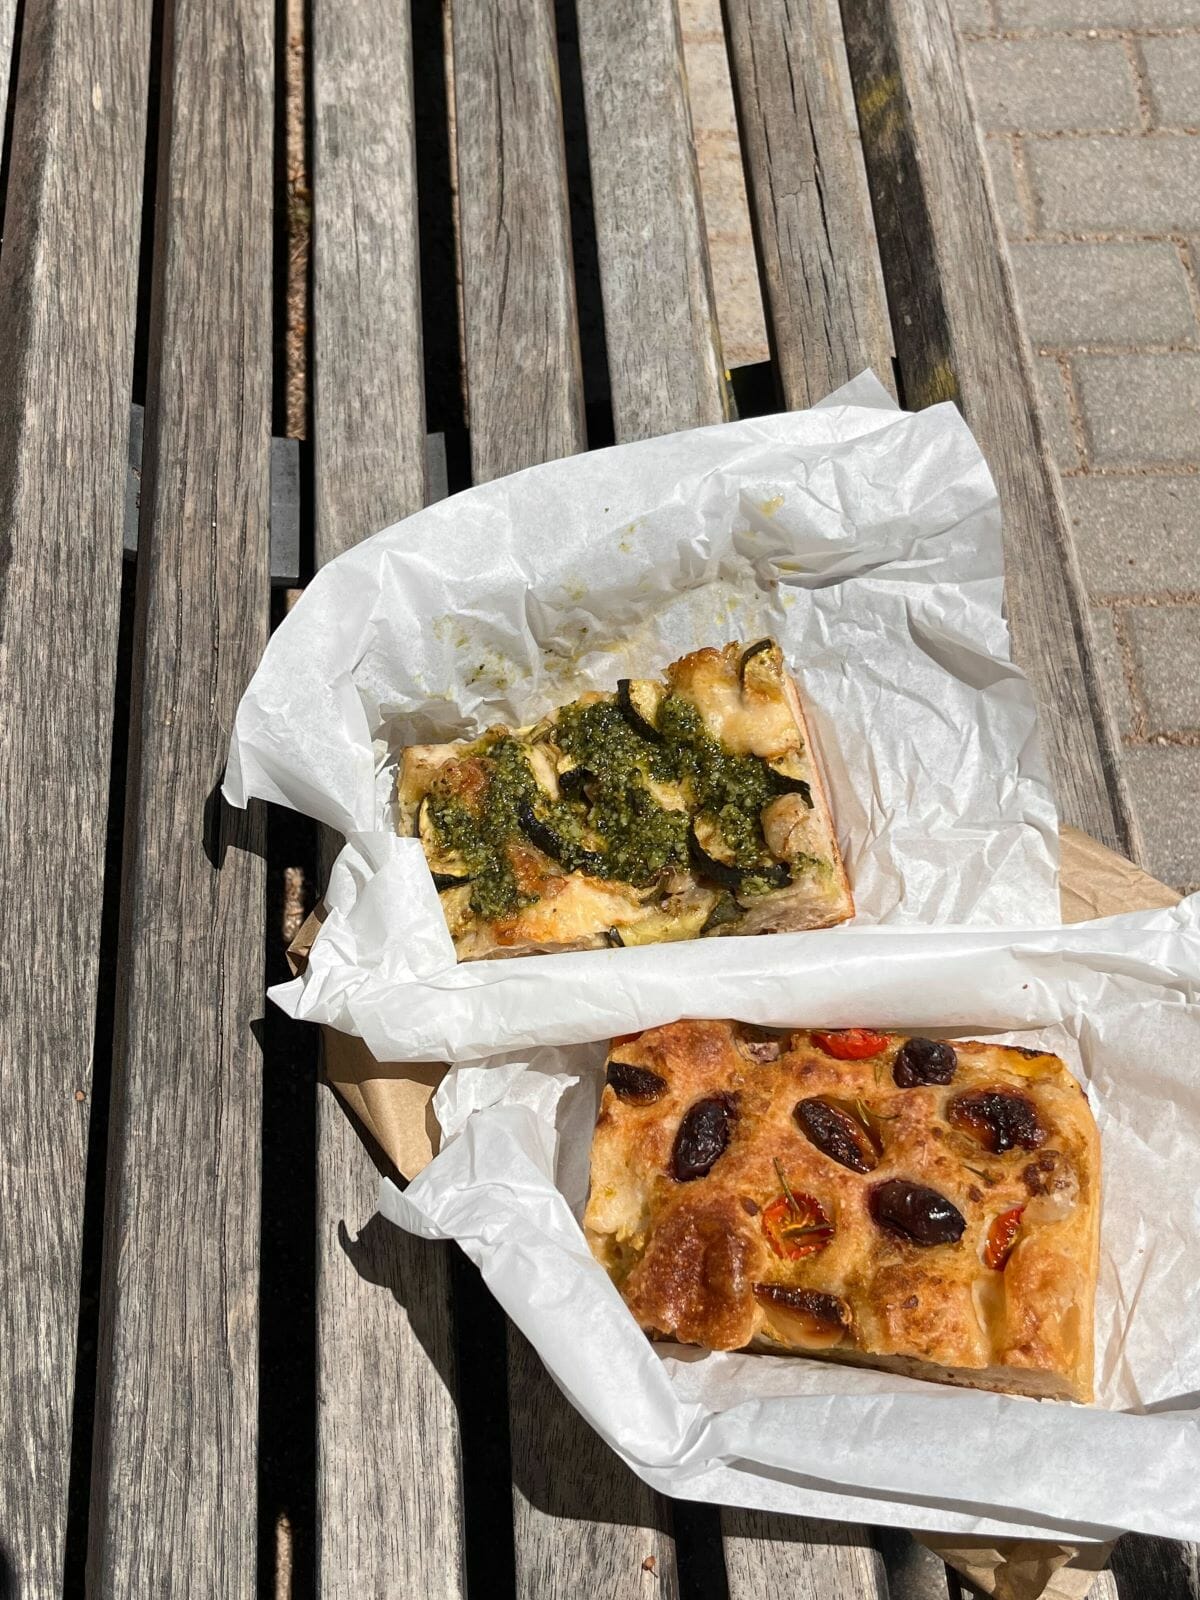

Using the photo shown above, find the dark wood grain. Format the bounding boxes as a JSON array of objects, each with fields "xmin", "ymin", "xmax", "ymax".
[
  {"xmin": 85, "ymin": 0, "xmax": 273, "ymax": 1588},
  {"xmin": 576, "ymin": 0, "xmax": 730, "ymax": 442},
  {"xmin": 0, "ymin": 0, "xmax": 151, "ymax": 1588},
  {"xmin": 841, "ymin": 0, "xmax": 1138, "ymax": 857},
  {"xmin": 1111, "ymin": 1536, "xmax": 1200, "ymax": 1600},
  {"xmin": 452, "ymin": 0, "xmax": 585, "ymax": 481},
  {"xmin": 310, "ymin": 0, "xmax": 467, "ymax": 1586},
  {"xmin": 724, "ymin": 1511, "xmax": 893, "ymax": 1599},
  {"xmin": 722, "ymin": 0, "xmax": 894, "ymax": 407}
]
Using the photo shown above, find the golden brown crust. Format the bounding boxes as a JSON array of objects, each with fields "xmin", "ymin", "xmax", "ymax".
[{"xmin": 584, "ymin": 1022, "xmax": 1100, "ymax": 1402}]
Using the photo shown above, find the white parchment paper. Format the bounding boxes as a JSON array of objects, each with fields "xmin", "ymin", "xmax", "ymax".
[
  {"xmin": 223, "ymin": 373, "xmax": 1060, "ymax": 1059},
  {"xmin": 382, "ymin": 902, "xmax": 1200, "ymax": 1545}
]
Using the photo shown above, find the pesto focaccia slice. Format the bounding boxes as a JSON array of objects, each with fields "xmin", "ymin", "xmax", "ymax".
[
  {"xmin": 396, "ymin": 640, "xmax": 853, "ymax": 961},
  {"xmin": 584, "ymin": 1021, "xmax": 1099, "ymax": 1402}
]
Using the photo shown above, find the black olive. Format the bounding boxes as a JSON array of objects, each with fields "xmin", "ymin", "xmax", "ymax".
[
  {"xmin": 870, "ymin": 1180, "xmax": 965, "ymax": 1246},
  {"xmin": 671, "ymin": 1094, "xmax": 737, "ymax": 1181},
  {"xmin": 606, "ymin": 1058, "xmax": 668, "ymax": 1105},
  {"xmin": 949, "ymin": 1089, "xmax": 1047, "ymax": 1154},
  {"xmin": 793, "ymin": 1097, "xmax": 878, "ymax": 1174},
  {"xmin": 892, "ymin": 1037, "xmax": 958, "ymax": 1088}
]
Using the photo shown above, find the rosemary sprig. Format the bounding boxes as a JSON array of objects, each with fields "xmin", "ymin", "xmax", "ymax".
[{"xmin": 773, "ymin": 1156, "xmax": 801, "ymax": 1213}]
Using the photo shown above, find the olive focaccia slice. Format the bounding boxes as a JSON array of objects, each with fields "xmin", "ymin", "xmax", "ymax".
[
  {"xmin": 395, "ymin": 640, "xmax": 852, "ymax": 961},
  {"xmin": 584, "ymin": 1021, "xmax": 1100, "ymax": 1402}
]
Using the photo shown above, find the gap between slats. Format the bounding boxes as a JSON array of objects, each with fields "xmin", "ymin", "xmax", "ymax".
[{"xmin": 0, "ymin": 0, "xmax": 25, "ymax": 248}]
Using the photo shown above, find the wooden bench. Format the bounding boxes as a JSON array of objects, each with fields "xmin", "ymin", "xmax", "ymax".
[{"xmin": 0, "ymin": 0, "xmax": 1189, "ymax": 1594}]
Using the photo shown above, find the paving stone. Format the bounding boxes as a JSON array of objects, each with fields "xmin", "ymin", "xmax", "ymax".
[
  {"xmin": 1067, "ymin": 475, "xmax": 1200, "ymax": 593},
  {"xmin": 950, "ymin": 0, "xmax": 996, "ymax": 30},
  {"xmin": 1034, "ymin": 356, "xmax": 1081, "ymax": 467},
  {"xmin": 997, "ymin": 0, "xmax": 1200, "ymax": 23},
  {"xmin": 1123, "ymin": 744, "xmax": 1200, "ymax": 887},
  {"xmin": 1089, "ymin": 605, "xmax": 1136, "ymax": 735},
  {"xmin": 1140, "ymin": 35, "xmax": 1200, "ymax": 128},
  {"xmin": 1008, "ymin": 241, "xmax": 1199, "ymax": 346},
  {"xmin": 1127, "ymin": 603, "xmax": 1200, "ymax": 727},
  {"xmin": 1076, "ymin": 353, "xmax": 1200, "ymax": 464},
  {"xmin": 1027, "ymin": 135, "xmax": 1200, "ymax": 233},
  {"xmin": 966, "ymin": 39, "xmax": 1138, "ymax": 132},
  {"xmin": 986, "ymin": 137, "xmax": 1027, "ymax": 235}
]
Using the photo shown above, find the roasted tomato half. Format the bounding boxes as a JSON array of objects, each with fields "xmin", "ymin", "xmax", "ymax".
[{"xmin": 811, "ymin": 1029, "xmax": 890, "ymax": 1061}]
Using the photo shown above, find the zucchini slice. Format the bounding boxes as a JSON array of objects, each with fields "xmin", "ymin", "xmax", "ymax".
[
  {"xmin": 617, "ymin": 677, "xmax": 665, "ymax": 742},
  {"xmin": 417, "ymin": 797, "xmax": 472, "ymax": 886},
  {"xmin": 742, "ymin": 636, "xmax": 780, "ymax": 688},
  {"xmin": 610, "ymin": 892, "xmax": 717, "ymax": 947}
]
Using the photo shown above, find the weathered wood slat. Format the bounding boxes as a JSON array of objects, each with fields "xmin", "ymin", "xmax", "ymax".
[
  {"xmin": 573, "ymin": 7, "xmax": 887, "ymax": 1589},
  {"xmin": 508, "ymin": 1328, "xmax": 681, "ymax": 1600},
  {"xmin": 841, "ymin": 0, "xmax": 1138, "ymax": 858},
  {"xmin": 0, "ymin": 0, "xmax": 150, "ymax": 1588},
  {"xmin": 0, "ymin": 0, "xmax": 18, "ymax": 162},
  {"xmin": 575, "ymin": 0, "xmax": 729, "ymax": 441},
  {"xmin": 1111, "ymin": 1536, "xmax": 1200, "ymax": 1599},
  {"xmin": 449, "ymin": 4, "xmax": 680, "ymax": 1591},
  {"xmin": 722, "ymin": 0, "xmax": 894, "ymax": 407},
  {"xmin": 311, "ymin": 0, "xmax": 426, "ymax": 546},
  {"xmin": 311, "ymin": 0, "xmax": 466, "ymax": 1587},
  {"xmin": 85, "ymin": 0, "xmax": 273, "ymax": 1587},
  {"xmin": 724, "ymin": 1511, "xmax": 894, "ymax": 1599},
  {"xmin": 452, "ymin": 0, "xmax": 584, "ymax": 480},
  {"xmin": 877, "ymin": 1529, "xmax": 958, "ymax": 1600}
]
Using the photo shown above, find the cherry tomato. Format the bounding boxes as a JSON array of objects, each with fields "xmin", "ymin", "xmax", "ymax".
[
  {"xmin": 761, "ymin": 1191, "xmax": 833, "ymax": 1260},
  {"xmin": 812, "ymin": 1028, "xmax": 890, "ymax": 1061},
  {"xmin": 984, "ymin": 1205, "xmax": 1025, "ymax": 1271}
]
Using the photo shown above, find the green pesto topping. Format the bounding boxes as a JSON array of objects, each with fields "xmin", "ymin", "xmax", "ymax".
[
  {"xmin": 424, "ymin": 739, "xmax": 539, "ymax": 921},
  {"xmin": 425, "ymin": 688, "xmax": 801, "ymax": 918},
  {"xmin": 655, "ymin": 695, "xmax": 784, "ymax": 868}
]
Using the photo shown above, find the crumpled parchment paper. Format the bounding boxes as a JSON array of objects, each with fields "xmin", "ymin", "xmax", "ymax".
[{"xmin": 223, "ymin": 372, "xmax": 1060, "ymax": 1062}]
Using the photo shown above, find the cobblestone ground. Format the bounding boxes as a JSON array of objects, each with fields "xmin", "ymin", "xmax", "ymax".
[{"xmin": 681, "ymin": 0, "xmax": 1200, "ymax": 890}]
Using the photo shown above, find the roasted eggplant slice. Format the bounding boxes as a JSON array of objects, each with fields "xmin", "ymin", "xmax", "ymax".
[
  {"xmin": 765, "ymin": 754, "xmax": 813, "ymax": 806},
  {"xmin": 517, "ymin": 800, "xmax": 606, "ymax": 874},
  {"xmin": 687, "ymin": 817, "xmax": 790, "ymax": 894},
  {"xmin": 556, "ymin": 762, "xmax": 595, "ymax": 802},
  {"xmin": 417, "ymin": 797, "xmax": 472, "ymax": 885},
  {"xmin": 617, "ymin": 678, "xmax": 665, "ymax": 742}
]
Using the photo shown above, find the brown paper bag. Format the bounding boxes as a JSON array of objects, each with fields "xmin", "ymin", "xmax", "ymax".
[{"xmin": 288, "ymin": 824, "xmax": 1181, "ymax": 1597}]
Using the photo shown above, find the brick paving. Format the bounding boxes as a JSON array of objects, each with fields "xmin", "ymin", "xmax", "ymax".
[
  {"xmin": 959, "ymin": 1, "xmax": 1200, "ymax": 890},
  {"xmin": 679, "ymin": 0, "xmax": 1200, "ymax": 891}
]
